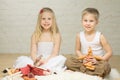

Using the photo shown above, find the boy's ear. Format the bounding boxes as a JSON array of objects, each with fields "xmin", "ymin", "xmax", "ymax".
[{"xmin": 96, "ymin": 20, "xmax": 99, "ymax": 24}]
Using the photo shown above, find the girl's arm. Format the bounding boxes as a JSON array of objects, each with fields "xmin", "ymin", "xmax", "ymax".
[
  {"xmin": 75, "ymin": 33, "xmax": 83, "ymax": 57},
  {"xmin": 30, "ymin": 34, "xmax": 37, "ymax": 62},
  {"xmin": 46, "ymin": 33, "xmax": 61, "ymax": 61},
  {"xmin": 100, "ymin": 34, "xmax": 112, "ymax": 61}
]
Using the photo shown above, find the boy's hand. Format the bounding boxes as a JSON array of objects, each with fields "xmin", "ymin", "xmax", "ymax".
[
  {"xmin": 94, "ymin": 55, "xmax": 103, "ymax": 60},
  {"xmin": 83, "ymin": 57, "xmax": 98, "ymax": 64},
  {"xmin": 78, "ymin": 55, "xmax": 86, "ymax": 60}
]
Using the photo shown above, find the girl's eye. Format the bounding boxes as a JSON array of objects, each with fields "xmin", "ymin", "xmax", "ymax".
[
  {"xmin": 84, "ymin": 20, "xmax": 87, "ymax": 22},
  {"xmin": 42, "ymin": 18, "xmax": 45, "ymax": 20},
  {"xmin": 48, "ymin": 18, "xmax": 51, "ymax": 20}
]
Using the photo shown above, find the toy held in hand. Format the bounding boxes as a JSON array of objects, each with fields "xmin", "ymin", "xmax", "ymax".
[
  {"xmin": 34, "ymin": 55, "xmax": 44, "ymax": 67},
  {"xmin": 78, "ymin": 47, "xmax": 102, "ymax": 70}
]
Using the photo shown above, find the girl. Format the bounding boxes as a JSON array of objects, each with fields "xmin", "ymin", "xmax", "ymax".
[
  {"xmin": 14, "ymin": 7, "xmax": 66, "ymax": 74},
  {"xmin": 65, "ymin": 8, "xmax": 112, "ymax": 78}
]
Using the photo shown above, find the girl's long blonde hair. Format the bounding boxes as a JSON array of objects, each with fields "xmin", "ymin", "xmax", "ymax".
[{"xmin": 33, "ymin": 7, "xmax": 59, "ymax": 43}]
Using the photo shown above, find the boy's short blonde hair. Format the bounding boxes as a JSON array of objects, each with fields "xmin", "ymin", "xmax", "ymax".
[{"xmin": 82, "ymin": 8, "xmax": 99, "ymax": 20}]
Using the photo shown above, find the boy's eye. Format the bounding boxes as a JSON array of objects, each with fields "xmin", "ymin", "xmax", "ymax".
[
  {"xmin": 83, "ymin": 19, "xmax": 94, "ymax": 22},
  {"xmin": 90, "ymin": 20, "xmax": 94, "ymax": 22}
]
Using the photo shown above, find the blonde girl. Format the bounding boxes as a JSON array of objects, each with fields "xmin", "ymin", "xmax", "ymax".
[{"xmin": 14, "ymin": 7, "xmax": 66, "ymax": 73}]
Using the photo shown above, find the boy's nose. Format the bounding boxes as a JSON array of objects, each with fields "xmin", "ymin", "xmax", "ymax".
[{"xmin": 86, "ymin": 21, "xmax": 90, "ymax": 24}]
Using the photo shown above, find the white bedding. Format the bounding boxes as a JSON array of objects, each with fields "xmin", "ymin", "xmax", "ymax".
[
  {"xmin": 36, "ymin": 71, "xmax": 102, "ymax": 80},
  {"xmin": 2, "ymin": 68, "xmax": 120, "ymax": 80}
]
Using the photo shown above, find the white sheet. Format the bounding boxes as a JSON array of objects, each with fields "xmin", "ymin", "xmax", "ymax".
[{"xmin": 1, "ymin": 68, "xmax": 120, "ymax": 80}]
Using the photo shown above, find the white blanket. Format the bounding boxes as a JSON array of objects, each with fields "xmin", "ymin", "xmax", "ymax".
[
  {"xmin": 36, "ymin": 71, "xmax": 102, "ymax": 80},
  {"xmin": 35, "ymin": 68, "xmax": 120, "ymax": 80},
  {"xmin": 2, "ymin": 68, "xmax": 120, "ymax": 80}
]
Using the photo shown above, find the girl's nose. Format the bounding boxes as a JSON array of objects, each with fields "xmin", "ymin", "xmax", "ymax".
[
  {"xmin": 45, "ymin": 19, "xmax": 48, "ymax": 23},
  {"xmin": 86, "ymin": 21, "xmax": 90, "ymax": 25}
]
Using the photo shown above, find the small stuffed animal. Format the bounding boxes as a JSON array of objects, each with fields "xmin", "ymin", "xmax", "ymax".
[
  {"xmin": 78, "ymin": 47, "xmax": 102, "ymax": 70},
  {"xmin": 20, "ymin": 64, "xmax": 51, "ymax": 80}
]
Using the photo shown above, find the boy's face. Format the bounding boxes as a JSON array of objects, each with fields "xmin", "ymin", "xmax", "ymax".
[
  {"xmin": 41, "ymin": 12, "xmax": 53, "ymax": 31},
  {"xmin": 82, "ymin": 13, "xmax": 98, "ymax": 32}
]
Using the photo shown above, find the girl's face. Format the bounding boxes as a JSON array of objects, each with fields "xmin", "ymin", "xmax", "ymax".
[
  {"xmin": 82, "ymin": 13, "xmax": 98, "ymax": 32},
  {"xmin": 41, "ymin": 12, "xmax": 53, "ymax": 31}
]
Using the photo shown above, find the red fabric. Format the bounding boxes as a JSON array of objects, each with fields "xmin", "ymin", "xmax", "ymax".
[
  {"xmin": 30, "ymin": 67, "xmax": 44, "ymax": 75},
  {"xmin": 20, "ymin": 64, "xmax": 47, "ymax": 76},
  {"xmin": 20, "ymin": 65, "xmax": 30, "ymax": 75}
]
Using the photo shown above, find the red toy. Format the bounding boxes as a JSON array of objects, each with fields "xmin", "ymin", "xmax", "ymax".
[{"xmin": 20, "ymin": 64, "xmax": 51, "ymax": 76}]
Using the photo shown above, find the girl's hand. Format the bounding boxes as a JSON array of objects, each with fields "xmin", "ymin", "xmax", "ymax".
[
  {"xmin": 40, "ymin": 58, "xmax": 46, "ymax": 64},
  {"xmin": 34, "ymin": 56, "xmax": 44, "ymax": 67}
]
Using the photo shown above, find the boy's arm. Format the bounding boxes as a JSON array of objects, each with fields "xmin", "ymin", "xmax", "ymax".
[
  {"xmin": 75, "ymin": 33, "xmax": 84, "ymax": 57},
  {"xmin": 100, "ymin": 34, "xmax": 112, "ymax": 61}
]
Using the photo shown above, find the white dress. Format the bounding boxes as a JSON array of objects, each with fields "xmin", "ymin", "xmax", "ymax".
[{"xmin": 13, "ymin": 42, "xmax": 66, "ymax": 73}]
